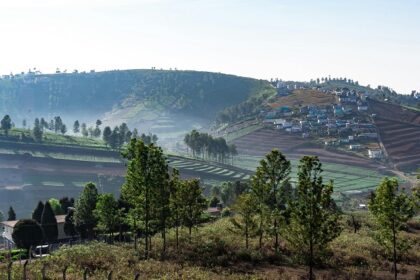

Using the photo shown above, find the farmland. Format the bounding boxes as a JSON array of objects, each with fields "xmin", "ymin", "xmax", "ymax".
[
  {"xmin": 0, "ymin": 137, "xmax": 252, "ymax": 217},
  {"xmin": 368, "ymin": 99, "xmax": 420, "ymax": 171},
  {"xmin": 234, "ymin": 155, "xmax": 388, "ymax": 193},
  {"xmin": 268, "ymin": 89, "xmax": 338, "ymax": 108}
]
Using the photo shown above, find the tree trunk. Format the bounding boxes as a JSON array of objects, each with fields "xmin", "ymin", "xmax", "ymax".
[
  {"xmin": 176, "ymin": 225, "xmax": 179, "ymax": 250},
  {"xmin": 309, "ymin": 238, "xmax": 314, "ymax": 280},
  {"xmin": 274, "ymin": 218, "xmax": 279, "ymax": 253},
  {"xmin": 393, "ymin": 221, "xmax": 397, "ymax": 280},
  {"xmin": 189, "ymin": 226, "xmax": 192, "ymax": 243},
  {"xmin": 245, "ymin": 223, "xmax": 249, "ymax": 249}
]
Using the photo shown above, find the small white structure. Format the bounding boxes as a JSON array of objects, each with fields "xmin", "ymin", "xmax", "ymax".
[
  {"xmin": 349, "ymin": 144, "xmax": 361, "ymax": 150},
  {"xmin": 368, "ymin": 149, "xmax": 383, "ymax": 159}
]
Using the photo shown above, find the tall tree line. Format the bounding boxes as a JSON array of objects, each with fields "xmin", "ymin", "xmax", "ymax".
[{"xmin": 184, "ymin": 130, "xmax": 237, "ymax": 163}]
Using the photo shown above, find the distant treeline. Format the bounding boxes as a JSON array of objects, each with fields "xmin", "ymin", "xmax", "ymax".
[
  {"xmin": 0, "ymin": 114, "xmax": 158, "ymax": 149},
  {"xmin": 184, "ymin": 130, "xmax": 237, "ymax": 163}
]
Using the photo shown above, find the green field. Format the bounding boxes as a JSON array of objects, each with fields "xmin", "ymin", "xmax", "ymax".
[
  {"xmin": 233, "ymin": 155, "xmax": 391, "ymax": 193},
  {"xmin": 5, "ymin": 128, "xmax": 108, "ymax": 148}
]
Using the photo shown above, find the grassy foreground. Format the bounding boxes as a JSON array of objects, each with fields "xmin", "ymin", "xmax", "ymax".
[{"xmin": 1, "ymin": 213, "xmax": 419, "ymax": 280}]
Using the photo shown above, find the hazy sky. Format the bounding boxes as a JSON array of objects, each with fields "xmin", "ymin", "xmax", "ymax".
[{"xmin": 0, "ymin": 0, "xmax": 419, "ymax": 93}]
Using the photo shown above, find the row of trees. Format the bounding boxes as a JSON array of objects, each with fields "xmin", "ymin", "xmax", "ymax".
[
  {"xmin": 228, "ymin": 150, "xmax": 418, "ymax": 280},
  {"xmin": 9, "ymin": 138, "xmax": 207, "ymax": 261},
  {"xmin": 184, "ymin": 130, "xmax": 237, "ymax": 163}
]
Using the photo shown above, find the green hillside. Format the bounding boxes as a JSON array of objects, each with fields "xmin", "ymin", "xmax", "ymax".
[{"xmin": 0, "ymin": 70, "xmax": 273, "ymax": 124}]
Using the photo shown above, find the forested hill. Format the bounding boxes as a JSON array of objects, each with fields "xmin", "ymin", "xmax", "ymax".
[{"xmin": 0, "ymin": 70, "xmax": 273, "ymax": 124}]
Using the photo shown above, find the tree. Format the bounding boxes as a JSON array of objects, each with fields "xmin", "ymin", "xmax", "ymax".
[
  {"xmin": 230, "ymin": 193, "xmax": 257, "ymax": 249},
  {"xmin": 1, "ymin": 115, "xmax": 12, "ymax": 136},
  {"xmin": 169, "ymin": 168, "xmax": 183, "ymax": 249},
  {"xmin": 81, "ymin": 123, "xmax": 88, "ymax": 137},
  {"xmin": 60, "ymin": 124, "xmax": 67, "ymax": 135},
  {"xmin": 253, "ymin": 149, "xmax": 291, "ymax": 252},
  {"xmin": 12, "ymin": 220, "xmax": 44, "ymax": 250},
  {"xmin": 179, "ymin": 178, "xmax": 206, "ymax": 242},
  {"xmin": 64, "ymin": 208, "xmax": 77, "ymax": 238},
  {"xmin": 32, "ymin": 118, "xmax": 43, "ymax": 142},
  {"xmin": 41, "ymin": 201, "xmax": 58, "ymax": 243},
  {"xmin": 369, "ymin": 178, "xmax": 415, "ymax": 280},
  {"xmin": 103, "ymin": 126, "xmax": 112, "ymax": 146},
  {"xmin": 32, "ymin": 201, "xmax": 45, "ymax": 223},
  {"xmin": 209, "ymin": 196, "xmax": 220, "ymax": 207},
  {"xmin": 73, "ymin": 120, "xmax": 80, "ymax": 134},
  {"xmin": 96, "ymin": 119, "xmax": 102, "ymax": 127},
  {"xmin": 286, "ymin": 156, "xmax": 341, "ymax": 280},
  {"xmin": 54, "ymin": 116, "xmax": 63, "ymax": 133},
  {"xmin": 74, "ymin": 182, "xmax": 98, "ymax": 239},
  {"xmin": 59, "ymin": 197, "xmax": 74, "ymax": 214},
  {"xmin": 121, "ymin": 139, "xmax": 171, "ymax": 258},
  {"xmin": 49, "ymin": 198, "xmax": 65, "ymax": 215},
  {"xmin": 7, "ymin": 206, "xmax": 16, "ymax": 221},
  {"xmin": 94, "ymin": 193, "xmax": 120, "ymax": 237},
  {"xmin": 93, "ymin": 126, "xmax": 101, "ymax": 138}
]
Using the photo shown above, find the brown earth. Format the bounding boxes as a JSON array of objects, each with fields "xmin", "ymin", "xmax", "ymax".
[
  {"xmin": 269, "ymin": 89, "xmax": 338, "ymax": 108},
  {"xmin": 232, "ymin": 128, "xmax": 384, "ymax": 169},
  {"xmin": 368, "ymin": 99, "xmax": 420, "ymax": 171}
]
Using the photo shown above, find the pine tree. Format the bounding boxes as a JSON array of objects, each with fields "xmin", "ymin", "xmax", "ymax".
[
  {"xmin": 41, "ymin": 201, "xmax": 58, "ymax": 243},
  {"xmin": 169, "ymin": 168, "xmax": 182, "ymax": 249},
  {"xmin": 253, "ymin": 149, "xmax": 291, "ymax": 252},
  {"xmin": 74, "ymin": 182, "xmax": 98, "ymax": 239},
  {"xmin": 103, "ymin": 126, "xmax": 112, "ymax": 146},
  {"xmin": 7, "ymin": 206, "xmax": 16, "ymax": 221},
  {"xmin": 64, "ymin": 208, "xmax": 77, "ymax": 237},
  {"xmin": 1, "ymin": 115, "xmax": 12, "ymax": 136},
  {"xmin": 286, "ymin": 156, "xmax": 341, "ymax": 280},
  {"xmin": 230, "ymin": 193, "xmax": 257, "ymax": 249},
  {"xmin": 369, "ymin": 178, "xmax": 415, "ymax": 280},
  {"xmin": 179, "ymin": 178, "xmax": 206, "ymax": 242},
  {"xmin": 73, "ymin": 120, "xmax": 80, "ymax": 134},
  {"xmin": 121, "ymin": 139, "xmax": 171, "ymax": 258},
  {"xmin": 32, "ymin": 118, "xmax": 43, "ymax": 142},
  {"xmin": 94, "ymin": 193, "xmax": 120, "ymax": 237},
  {"xmin": 32, "ymin": 201, "xmax": 45, "ymax": 223}
]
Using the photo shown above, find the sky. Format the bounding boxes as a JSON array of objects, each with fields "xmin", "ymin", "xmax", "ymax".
[{"xmin": 0, "ymin": 0, "xmax": 419, "ymax": 93}]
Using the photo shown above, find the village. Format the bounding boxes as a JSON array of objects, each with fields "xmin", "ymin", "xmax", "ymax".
[{"xmin": 262, "ymin": 83, "xmax": 384, "ymax": 161}]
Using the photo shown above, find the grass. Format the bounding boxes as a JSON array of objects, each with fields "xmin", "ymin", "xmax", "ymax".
[
  {"xmin": 2, "ymin": 213, "xmax": 419, "ymax": 279},
  {"xmin": 4, "ymin": 128, "xmax": 107, "ymax": 149},
  {"xmin": 268, "ymin": 89, "xmax": 338, "ymax": 108},
  {"xmin": 233, "ymin": 155, "xmax": 388, "ymax": 193}
]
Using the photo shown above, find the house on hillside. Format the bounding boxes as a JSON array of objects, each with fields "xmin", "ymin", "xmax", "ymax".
[
  {"xmin": 368, "ymin": 149, "xmax": 383, "ymax": 159},
  {"xmin": 1, "ymin": 215, "xmax": 72, "ymax": 249}
]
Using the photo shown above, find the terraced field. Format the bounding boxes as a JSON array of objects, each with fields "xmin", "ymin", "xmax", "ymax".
[
  {"xmin": 232, "ymin": 128, "xmax": 381, "ymax": 169},
  {"xmin": 368, "ymin": 99, "xmax": 420, "ymax": 171},
  {"xmin": 234, "ymin": 155, "xmax": 388, "ymax": 193}
]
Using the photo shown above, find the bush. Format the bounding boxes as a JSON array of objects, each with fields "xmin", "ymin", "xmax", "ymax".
[{"xmin": 12, "ymin": 219, "xmax": 44, "ymax": 250}]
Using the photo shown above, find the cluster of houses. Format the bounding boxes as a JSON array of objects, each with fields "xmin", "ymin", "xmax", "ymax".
[{"xmin": 262, "ymin": 88, "xmax": 384, "ymax": 160}]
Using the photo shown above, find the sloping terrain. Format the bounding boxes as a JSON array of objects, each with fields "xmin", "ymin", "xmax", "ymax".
[
  {"xmin": 0, "ymin": 140, "xmax": 251, "ymax": 217},
  {"xmin": 269, "ymin": 89, "xmax": 338, "ymax": 108},
  {"xmin": 368, "ymin": 99, "xmax": 420, "ymax": 171},
  {"xmin": 232, "ymin": 128, "xmax": 380, "ymax": 168},
  {"xmin": 0, "ymin": 70, "xmax": 271, "ymax": 130}
]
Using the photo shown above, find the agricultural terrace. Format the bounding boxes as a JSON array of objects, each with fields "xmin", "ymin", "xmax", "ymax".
[
  {"xmin": 234, "ymin": 155, "xmax": 393, "ymax": 193},
  {"xmin": 268, "ymin": 89, "xmax": 338, "ymax": 108}
]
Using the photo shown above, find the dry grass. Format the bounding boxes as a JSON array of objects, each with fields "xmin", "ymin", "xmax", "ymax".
[
  {"xmin": 1, "ymin": 214, "xmax": 419, "ymax": 279},
  {"xmin": 269, "ymin": 89, "xmax": 338, "ymax": 108}
]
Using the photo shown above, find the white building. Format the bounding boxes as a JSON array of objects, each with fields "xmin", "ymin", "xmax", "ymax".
[{"xmin": 368, "ymin": 149, "xmax": 383, "ymax": 159}]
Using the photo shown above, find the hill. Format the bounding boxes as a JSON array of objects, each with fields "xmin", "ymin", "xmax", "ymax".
[{"xmin": 0, "ymin": 70, "xmax": 274, "ymax": 136}]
